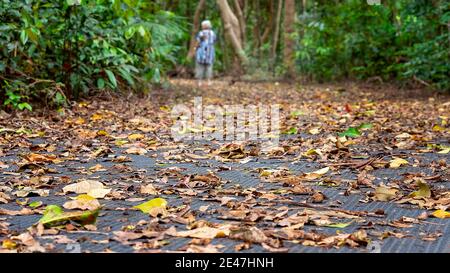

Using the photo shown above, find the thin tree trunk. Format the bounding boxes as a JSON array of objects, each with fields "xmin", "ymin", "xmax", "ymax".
[
  {"xmin": 187, "ymin": 0, "xmax": 206, "ymax": 61},
  {"xmin": 261, "ymin": 0, "xmax": 274, "ymax": 44},
  {"xmin": 271, "ymin": 0, "xmax": 283, "ymax": 66},
  {"xmin": 283, "ymin": 0, "xmax": 296, "ymax": 79},
  {"xmin": 216, "ymin": 0, "xmax": 247, "ymax": 65},
  {"xmin": 233, "ymin": 0, "xmax": 246, "ymax": 47}
]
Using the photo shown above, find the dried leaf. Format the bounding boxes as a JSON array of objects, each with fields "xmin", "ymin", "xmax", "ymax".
[
  {"xmin": 374, "ymin": 186, "xmax": 399, "ymax": 201},
  {"xmin": 63, "ymin": 194, "xmax": 101, "ymax": 210},
  {"xmin": 389, "ymin": 157, "xmax": 408, "ymax": 169}
]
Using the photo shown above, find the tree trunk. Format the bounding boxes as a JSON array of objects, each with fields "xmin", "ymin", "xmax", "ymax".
[
  {"xmin": 187, "ymin": 0, "xmax": 206, "ymax": 61},
  {"xmin": 283, "ymin": 0, "xmax": 296, "ymax": 79},
  {"xmin": 233, "ymin": 0, "xmax": 246, "ymax": 47},
  {"xmin": 216, "ymin": 0, "xmax": 247, "ymax": 65},
  {"xmin": 261, "ymin": 0, "xmax": 274, "ymax": 45},
  {"xmin": 271, "ymin": 0, "xmax": 283, "ymax": 67}
]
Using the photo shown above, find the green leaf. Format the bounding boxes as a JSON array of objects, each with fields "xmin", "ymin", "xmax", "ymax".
[
  {"xmin": 39, "ymin": 204, "xmax": 100, "ymax": 227},
  {"xmin": 39, "ymin": 205, "xmax": 64, "ymax": 225},
  {"xmin": 357, "ymin": 123, "xmax": 373, "ymax": 130},
  {"xmin": 104, "ymin": 69, "xmax": 117, "ymax": 88},
  {"xmin": 18, "ymin": 102, "xmax": 32, "ymax": 111},
  {"xmin": 133, "ymin": 198, "xmax": 167, "ymax": 214},
  {"xmin": 283, "ymin": 127, "xmax": 298, "ymax": 135},
  {"xmin": 20, "ymin": 30, "xmax": 28, "ymax": 45},
  {"xmin": 97, "ymin": 78, "xmax": 105, "ymax": 89},
  {"xmin": 66, "ymin": 0, "xmax": 81, "ymax": 6},
  {"xmin": 290, "ymin": 110, "xmax": 304, "ymax": 117},
  {"xmin": 29, "ymin": 201, "xmax": 43, "ymax": 208},
  {"xmin": 124, "ymin": 27, "xmax": 135, "ymax": 39},
  {"xmin": 339, "ymin": 127, "xmax": 361, "ymax": 138},
  {"xmin": 137, "ymin": 25, "xmax": 146, "ymax": 37},
  {"xmin": 118, "ymin": 67, "xmax": 134, "ymax": 86},
  {"xmin": 152, "ymin": 68, "xmax": 161, "ymax": 83}
]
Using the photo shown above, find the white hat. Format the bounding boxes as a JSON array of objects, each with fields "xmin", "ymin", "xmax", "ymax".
[{"xmin": 201, "ymin": 20, "xmax": 212, "ymax": 29}]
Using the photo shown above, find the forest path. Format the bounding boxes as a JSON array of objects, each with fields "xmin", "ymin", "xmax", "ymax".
[{"xmin": 0, "ymin": 79, "xmax": 449, "ymax": 253}]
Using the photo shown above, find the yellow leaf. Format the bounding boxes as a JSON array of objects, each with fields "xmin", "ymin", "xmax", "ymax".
[
  {"xmin": 409, "ymin": 180, "xmax": 431, "ymax": 198},
  {"xmin": 389, "ymin": 157, "xmax": 408, "ymax": 169},
  {"xmin": 431, "ymin": 210, "xmax": 450, "ymax": 219},
  {"xmin": 2, "ymin": 239, "xmax": 17, "ymax": 250},
  {"xmin": 432, "ymin": 125, "xmax": 445, "ymax": 132},
  {"xmin": 90, "ymin": 113, "xmax": 103, "ymax": 121},
  {"xmin": 128, "ymin": 133, "xmax": 145, "ymax": 141},
  {"xmin": 260, "ymin": 170, "xmax": 275, "ymax": 177},
  {"xmin": 133, "ymin": 198, "xmax": 167, "ymax": 214},
  {"xmin": 96, "ymin": 130, "xmax": 108, "ymax": 136},
  {"xmin": 437, "ymin": 148, "xmax": 450, "ymax": 154},
  {"xmin": 115, "ymin": 140, "xmax": 128, "ymax": 146},
  {"xmin": 303, "ymin": 149, "xmax": 321, "ymax": 158},
  {"xmin": 160, "ymin": 105, "xmax": 170, "ymax": 112}
]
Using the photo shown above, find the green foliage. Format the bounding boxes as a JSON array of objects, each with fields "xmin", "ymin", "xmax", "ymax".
[
  {"xmin": 2, "ymin": 80, "xmax": 32, "ymax": 111},
  {"xmin": 296, "ymin": 0, "xmax": 449, "ymax": 91},
  {"xmin": 0, "ymin": 0, "xmax": 187, "ymax": 110}
]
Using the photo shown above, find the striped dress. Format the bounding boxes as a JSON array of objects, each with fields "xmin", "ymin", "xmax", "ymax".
[{"xmin": 195, "ymin": 29, "xmax": 217, "ymax": 65}]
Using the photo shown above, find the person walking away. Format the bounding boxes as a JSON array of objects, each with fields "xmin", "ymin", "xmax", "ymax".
[{"xmin": 195, "ymin": 20, "xmax": 217, "ymax": 87}]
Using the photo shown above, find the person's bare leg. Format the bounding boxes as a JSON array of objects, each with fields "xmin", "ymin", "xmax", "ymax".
[
  {"xmin": 195, "ymin": 62, "xmax": 203, "ymax": 87},
  {"xmin": 206, "ymin": 64, "xmax": 213, "ymax": 86}
]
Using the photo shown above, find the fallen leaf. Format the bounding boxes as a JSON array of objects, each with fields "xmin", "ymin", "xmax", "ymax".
[
  {"xmin": 133, "ymin": 198, "xmax": 167, "ymax": 214},
  {"xmin": 128, "ymin": 133, "xmax": 145, "ymax": 141},
  {"xmin": 62, "ymin": 179, "xmax": 111, "ymax": 198},
  {"xmin": 431, "ymin": 210, "xmax": 450, "ymax": 219},
  {"xmin": 2, "ymin": 239, "xmax": 17, "ymax": 250},
  {"xmin": 326, "ymin": 221, "xmax": 353, "ymax": 228},
  {"xmin": 304, "ymin": 167, "xmax": 329, "ymax": 180},
  {"xmin": 0, "ymin": 208, "xmax": 34, "ymax": 216},
  {"xmin": 409, "ymin": 179, "xmax": 431, "ymax": 198},
  {"xmin": 229, "ymin": 227, "xmax": 268, "ymax": 244},
  {"xmin": 170, "ymin": 226, "xmax": 230, "ymax": 239},
  {"xmin": 63, "ymin": 194, "xmax": 101, "ymax": 210},
  {"xmin": 339, "ymin": 127, "xmax": 361, "ymax": 138},
  {"xmin": 140, "ymin": 184, "xmax": 158, "ymax": 195},
  {"xmin": 125, "ymin": 147, "xmax": 148, "ymax": 155},
  {"xmin": 374, "ymin": 186, "xmax": 399, "ymax": 201},
  {"xmin": 389, "ymin": 157, "xmax": 408, "ymax": 169},
  {"xmin": 39, "ymin": 205, "xmax": 100, "ymax": 227}
]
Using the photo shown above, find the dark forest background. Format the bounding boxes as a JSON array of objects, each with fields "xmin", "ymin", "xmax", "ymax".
[{"xmin": 1, "ymin": 0, "xmax": 449, "ymax": 110}]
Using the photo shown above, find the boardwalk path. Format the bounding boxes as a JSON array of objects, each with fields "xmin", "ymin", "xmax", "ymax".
[{"xmin": 0, "ymin": 79, "xmax": 449, "ymax": 252}]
